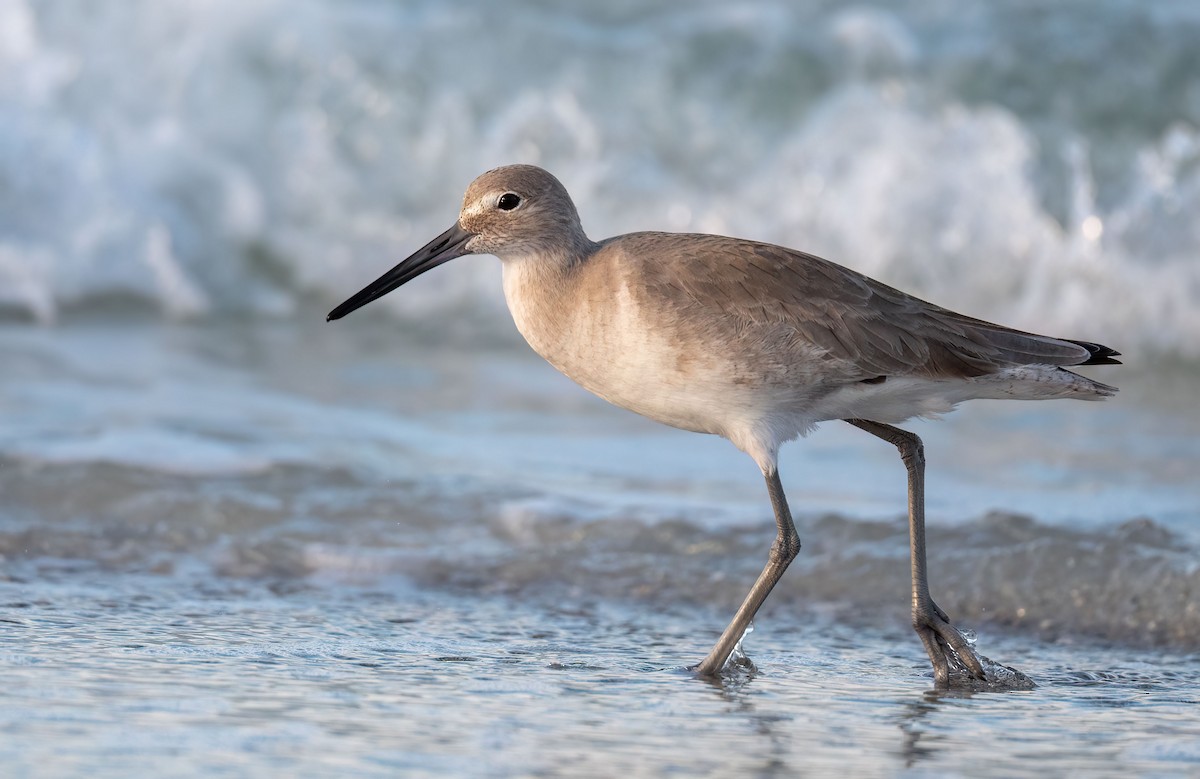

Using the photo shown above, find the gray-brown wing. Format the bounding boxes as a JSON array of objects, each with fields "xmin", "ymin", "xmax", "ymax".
[{"xmin": 631, "ymin": 232, "xmax": 1101, "ymax": 379}]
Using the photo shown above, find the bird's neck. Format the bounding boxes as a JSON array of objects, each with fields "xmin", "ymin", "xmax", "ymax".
[
  {"xmin": 498, "ymin": 230, "xmax": 597, "ymax": 293},
  {"xmin": 499, "ymin": 244, "xmax": 597, "ymax": 364}
]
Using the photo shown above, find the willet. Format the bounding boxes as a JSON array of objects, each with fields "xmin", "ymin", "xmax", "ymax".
[{"xmin": 327, "ymin": 164, "xmax": 1119, "ymax": 685}]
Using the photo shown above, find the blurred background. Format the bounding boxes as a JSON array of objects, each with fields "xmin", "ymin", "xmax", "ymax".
[
  {"xmin": 2, "ymin": 2, "xmax": 1200, "ymax": 774},
  {"xmin": 3, "ymin": 0, "xmax": 1200, "ymax": 345}
]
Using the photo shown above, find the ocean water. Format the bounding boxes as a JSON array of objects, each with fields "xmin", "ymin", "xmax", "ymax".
[{"xmin": 2, "ymin": 0, "xmax": 1200, "ymax": 776}]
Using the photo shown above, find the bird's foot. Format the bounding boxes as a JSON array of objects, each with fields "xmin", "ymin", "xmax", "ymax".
[{"xmin": 913, "ymin": 598, "xmax": 986, "ymax": 687}]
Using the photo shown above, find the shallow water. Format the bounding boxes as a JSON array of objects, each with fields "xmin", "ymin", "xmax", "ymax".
[
  {"xmin": 4, "ymin": 572, "xmax": 1199, "ymax": 778},
  {"xmin": 1, "ymin": 319, "xmax": 1198, "ymax": 776}
]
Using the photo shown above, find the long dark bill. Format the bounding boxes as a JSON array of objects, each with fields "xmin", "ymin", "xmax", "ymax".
[{"xmin": 326, "ymin": 223, "xmax": 474, "ymax": 321}]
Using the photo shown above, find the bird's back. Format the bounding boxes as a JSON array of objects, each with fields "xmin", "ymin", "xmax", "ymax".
[{"xmin": 616, "ymin": 232, "xmax": 1119, "ymax": 381}]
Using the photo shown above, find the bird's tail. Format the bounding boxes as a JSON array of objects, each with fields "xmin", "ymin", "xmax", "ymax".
[
  {"xmin": 971, "ymin": 365, "xmax": 1118, "ymax": 401},
  {"xmin": 1060, "ymin": 368, "xmax": 1119, "ymax": 399}
]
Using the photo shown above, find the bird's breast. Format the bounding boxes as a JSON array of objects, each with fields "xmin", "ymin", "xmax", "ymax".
[{"xmin": 501, "ymin": 260, "xmax": 757, "ymax": 437}]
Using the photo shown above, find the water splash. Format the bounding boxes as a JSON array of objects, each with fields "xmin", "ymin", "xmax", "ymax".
[
  {"xmin": 725, "ymin": 621, "xmax": 756, "ymax": 670},
  {"xmin": 700, "ymin": 621, "xmax": 758, "ymax": 686},
  {"xmin": 944, "ymin": 628, "xmax": 1037, "ymax": 691}
]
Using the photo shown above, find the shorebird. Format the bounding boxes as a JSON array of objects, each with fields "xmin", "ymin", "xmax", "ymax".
[{"xmin": 327, "ymin": 164, "xmax": 1119, "ymax": 685}]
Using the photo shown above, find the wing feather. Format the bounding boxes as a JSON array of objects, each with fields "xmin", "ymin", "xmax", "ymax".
[{"xmin": 626, "ymin": 233, "xmax": 1114, "ymax": 379}]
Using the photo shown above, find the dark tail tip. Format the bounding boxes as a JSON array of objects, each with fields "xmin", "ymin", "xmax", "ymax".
[{"xmin": 1066, "ymin": 339, "xmax": 1122, "ymax": 366}]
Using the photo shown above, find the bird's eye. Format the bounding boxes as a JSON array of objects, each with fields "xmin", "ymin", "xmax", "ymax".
[{"xmin": 497, "ymin": 193, "xmax": 521, "ymax": 211}]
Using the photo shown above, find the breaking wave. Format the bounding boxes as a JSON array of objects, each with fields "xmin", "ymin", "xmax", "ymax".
[{"xmin": 1, "ymin": 0, "xmax": 1199, "ymax": 357}]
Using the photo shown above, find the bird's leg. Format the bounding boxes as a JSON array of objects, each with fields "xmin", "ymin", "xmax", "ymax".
[
  {"xmin": 845, "ymin": 419, "xmax": 986, "ymax": 686},
  {"xmin": 693, "ymin": 468, "xmax": 800, "ymax": 677}
]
